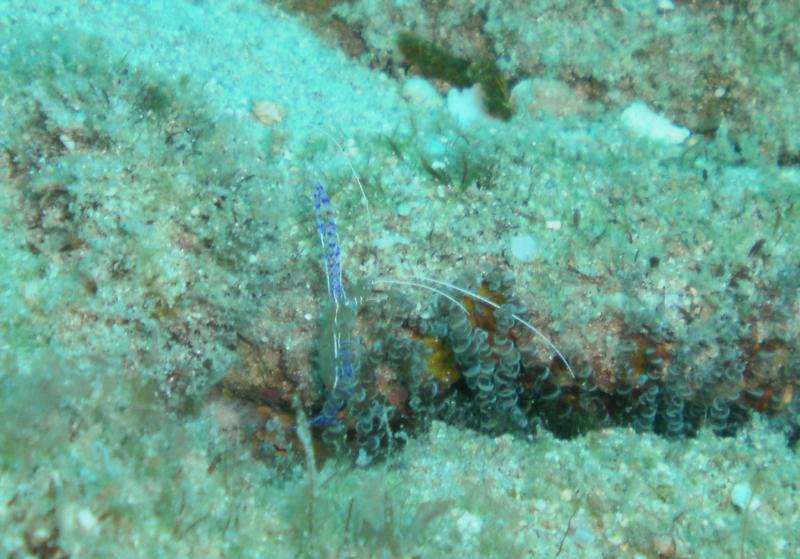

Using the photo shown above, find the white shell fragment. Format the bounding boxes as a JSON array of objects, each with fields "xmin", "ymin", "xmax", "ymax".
[{"xmin": 621, "ymin": 101, "xmax": 690, "ymax": 145}]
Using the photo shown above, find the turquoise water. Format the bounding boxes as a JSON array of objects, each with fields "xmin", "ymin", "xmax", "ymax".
[{"xmin": 1, "ymin": 1, "xmax": 798, "ymax": 557}]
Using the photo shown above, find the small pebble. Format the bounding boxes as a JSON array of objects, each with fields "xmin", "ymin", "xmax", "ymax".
[
  {"xmin": 731, "ymin": 482, "xmax": 752, "ymax": 510},
  {"xmin": 509, "ymin": 233, "xmax": 539, "ymax": 262},
  {"xmin": 252, "ymin": 100, "xmax": 285, "ymax": 125}
]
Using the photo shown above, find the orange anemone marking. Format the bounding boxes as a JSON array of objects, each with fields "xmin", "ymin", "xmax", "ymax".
[{"xmin": 420, "ymin": 335, "xmax": 460, "ymax": 384}]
